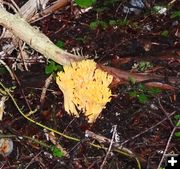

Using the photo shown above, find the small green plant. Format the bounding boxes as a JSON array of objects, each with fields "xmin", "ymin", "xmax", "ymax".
[
  {"xmin": 161, "ymin": 30, "xmax": 169, "ymax": 37},
  {"xmin": 89, "ymin": 19, "xmax": 130, "ymax": 30},
  {"xmin": 109, "ymin": 19, "xmax": 129, "ymax": 27},
  {"xmin": 89, "ymin": 20, "xmax": 108, "ymax": 30},
  {"xmin": 174, "ymin": 115, "xmax": 180, "ymax": 127},
  {"xmin": 128, "ymin": 83, "xmax": 161, "ymax": 104},
  {"xmin": 175, "ymin": 132, "xmax": 180, "ymax": 137},
  {"xmin": 174, "ymin": 114, "xmax": 180, "ymax": 138},
  {"xmin": 152, "ymin": 5, "xmax": 167, "ymax": 14},
  {"xmin": 132, "ymin": 61, "xmax": 153, "ymax": 72},
  {"xmin": 170, "ymin": 11, "xmax": 180, "ymax": 19},
  {"xmin": 51, "ymin": 146, "xmax": 64, "ymax": 157},
  {"xmin": 45, "ymin": 60, "xmax": 63, "ymax": 75},
  {"xmin": 75, "ymin": 0, "xmax": 96, "ymax": 8},
  {"xmin": 56, "ymin": 40, "xmax": 65, "ymax": 49}
]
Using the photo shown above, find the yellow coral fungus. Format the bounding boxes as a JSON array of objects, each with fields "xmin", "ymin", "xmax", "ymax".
[{"xmin": 56, "ymin": 60, "xmax": 113, "ymax": 123}]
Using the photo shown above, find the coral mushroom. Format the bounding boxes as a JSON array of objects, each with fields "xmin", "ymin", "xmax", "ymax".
[{"xmin": 56, "ymin": 60, "xmax": 113, "ymax": 123}]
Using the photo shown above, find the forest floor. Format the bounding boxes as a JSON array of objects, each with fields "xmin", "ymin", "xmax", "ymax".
[{"xmin": 0, "ymin": 0, "xmax": 180, "ymax": 169}]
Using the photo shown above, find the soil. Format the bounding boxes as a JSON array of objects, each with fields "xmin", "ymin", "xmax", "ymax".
[{"xmin": 0, "ymin": 0, "xmax": 180, "ymax": 169}]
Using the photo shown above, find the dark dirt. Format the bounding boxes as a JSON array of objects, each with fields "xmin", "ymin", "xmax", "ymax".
[{"xmin": 0, "ymin": 0, "xmax": 180, "ymax": 169}]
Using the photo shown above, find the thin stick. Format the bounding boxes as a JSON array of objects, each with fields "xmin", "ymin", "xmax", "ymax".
[
  {"xmin": 40, "ymin": 73, "xmax": 53, "ymax": 107},
  {"xmin": 100, "ymin": 125, "xmax": 117, "ymax": 169},
  {"xmin": 158, "ymin": 98, "xmax": 174, "ymax": 127},
  {"xmin": 0, "ymin": 60, "xmax": 15, "ymax": 80},
  {"xmin": 24, "ymin": 151, "xmax": 42, "ymax": 169},
  {"xmin": 157, "ymin": 120, "xmax": 179, "ymax": 169}
]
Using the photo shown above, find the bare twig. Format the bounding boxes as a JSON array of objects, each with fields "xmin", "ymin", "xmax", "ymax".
[
  {"xmin": 0, "ymin": 1, "xmax": 19, "ymax": 13},
  {"xmin": 10, "ymin": 0, "xmax": 20, "ymax": 13},
  {"xmin": 158, "ymin": 98, "xmax": 174, "ymax": 127},
  {"xmin": 0, "ymin": 59, "xmax": 15, "ymax": 80},
  {"xmin": 24, "ymin": 151, "xmax": 42, "ymax": 169},
  {"xmin": 18, "ymin": 41, "xmax": 29, "ymax": 71},
  {"xmin": 100, "ymin": 125, "xmax": 117, "ymax": 169},
  {"xmin": 157, "ymin": 118, "xmax": 180, "ymax": 169},
  {"xmin": 40, "ymin": 73, "xmax": 53, "ymax": 108}
]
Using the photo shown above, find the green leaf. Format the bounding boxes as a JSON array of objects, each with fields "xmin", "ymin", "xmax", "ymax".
[
  {"xmin": 56, "ymin": 40, "xmax": 65, "ymax": 49},
  {"xmin": 138, "ymin": 94, "xmax": 149, "ymax": 104},
  {"xmin": 174, "ymin": 115, "xmax": 180, "ymax": 120},
  {"xmin": 51, "ymin": 146, "xmax": 64, "ymax": 158},
  {"xmin": 89, "ymin": 20, "xmax": 108, "ymax": 30},
  {"xmin": 138, "ymin": 83, "xmax": 145, "ymax": 91},
  {"xmin": 45, "ymin": 60, "xmax": 63, "ymax": 75},
  {"xmin": 176, "ymin": 121, "xmax": 180, "ymax": 127},
  {"xmin": 152, "ymin": 6, "xmax": 167, "ymax": 14},
  {"xmin": 175, "ymin": 132, "xmax": 180, "ymax": 137},
  {"xmin": 45, "ymin": 61, "xmax": 56, "ymax": 74},
  {"xmin": 90, "ymin": 21, "xmax": 98, "ymax": 30},
  {"xmin": 170, "ymin": 11, "xmax": 180, "ymax": 19},
  {"xmin": 137, "ymin": 61, "xmax": 152, "ymax": 72},
  {"xmin": 161, "ymin": 30, "xmax": 169, "ymax": 37},
  {"xmin": 75, "ymin": 0, "xmax": 96, "ymax": 8},
  {"xmin": 129, "ymin": 91, "xmax": 138, "ymax": 97}
]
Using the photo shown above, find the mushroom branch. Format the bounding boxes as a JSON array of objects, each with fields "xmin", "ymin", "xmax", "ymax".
[{"xmin": 0, "ymin": 6, "xmax": 82, "ymax": 65}]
